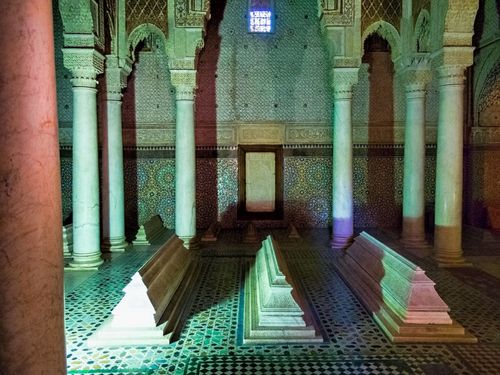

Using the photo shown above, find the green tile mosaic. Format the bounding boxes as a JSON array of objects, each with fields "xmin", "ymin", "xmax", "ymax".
[{"xmin": 64, "ymin": 230, "xmax": 500, "ymax": 374}]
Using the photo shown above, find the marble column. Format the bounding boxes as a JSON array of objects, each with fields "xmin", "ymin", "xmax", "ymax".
[
  {"xmin": 102, "ymin": 56, "xmax": 131, "ymax": 252},
  {"xmin": 402, "ymin": 66, "xmax": 431, "ymax": 250},
  {"xmin": 434, "ymin": 65, "xmax": 468, "ymax": 267},
  {"xmin": 0, "ymin": 0, "xmax": 66, "ymax": 372},
  {"xmin": 63, "ymin": 50, "xmax": 105, "ymax": 268},
  {"xmin": 172, "ymin": 71, "xmax": 197, "ymax": 248},
  {"xmin": 331, "ymin": 68, "xmax": 358, "ymax": 249}
]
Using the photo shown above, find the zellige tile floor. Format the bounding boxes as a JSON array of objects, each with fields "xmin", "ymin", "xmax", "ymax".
[{"xmin": 64, "ymin": 229, "xmax": 500, "ymax": 374}]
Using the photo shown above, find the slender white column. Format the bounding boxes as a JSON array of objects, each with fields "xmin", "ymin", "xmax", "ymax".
[
  {"xmin": 102, "ymin": 56, "xmax": 131, "ymax": 252},
  {"xmin": 103, "ymin": 93, "xmax": 127, "ymax": 251},
  {"xmin": 402, "ymin": 69, "xmax": 430, "ymax": 250},
  {"xmin": 434, "ymin": 65, "xmax": 468, "ymax": 267},
  {"xmin": 331, "ymin": 68, "xmax": 358, "ymax": 249},
  {"xmin": 172, "ymin": 71, "xmax": 197, "ymax": 248},
  {"xmin": 69, "ymin": 70, "xmax": 104, "ymax": 268}
]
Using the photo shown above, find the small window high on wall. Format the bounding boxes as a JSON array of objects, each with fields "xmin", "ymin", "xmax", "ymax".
[{"xmin": 248, "ymin": 0, "xmax": 275, "ymax": 33}]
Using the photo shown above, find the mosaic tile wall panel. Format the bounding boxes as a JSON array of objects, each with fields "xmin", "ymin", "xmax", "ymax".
[
  {"xmin": 353, "ymin": 155, "xmax": 402, "ymax": 228},
  {"xmin": 123, "ymin": 158, "xmax": 176, "ymax": 233},
  {"xmin": 216, "ymin": 159, "xmax": 239, "ymax": 227},
  {"xmin": 122, "ymin": 51, "xmax": 176, "ymax": 127},
  {"xmin": 196, "ymin": 158, "xmax": 239, "ymax": 229},
  {"xmin": 284, "ymin": 157, "xmax": 332, "ymax": 228},
  {"xmin": 59, "ymin": 154, "xmax": 438, "ymax": 230},
  {"xmin": 196, "ymin": 0, "xmax": 331, "ymax": 124}
]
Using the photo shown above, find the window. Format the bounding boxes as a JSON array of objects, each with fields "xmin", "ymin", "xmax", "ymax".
[{"xmin": 248, "ymin": 0, "xmax": 274, "ymax": 33}]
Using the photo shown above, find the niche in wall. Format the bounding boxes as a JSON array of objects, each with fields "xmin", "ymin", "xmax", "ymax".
[{"xmin": 238, "ymin": 145, "xmax": 283, "ymax": 220}]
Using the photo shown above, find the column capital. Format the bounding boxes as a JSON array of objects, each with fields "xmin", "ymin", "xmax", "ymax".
[
  {"xmin": 105, "ymin": 55, "xmax": 133, "ymax": 100},
  {"xmin": 170, "ymin": 70, "xmax": 197, "ymax": 100},
  {"xmin": 405, "ymin": 55, "xmax": 432, "ymax": 96},
  {"xmin": 438, "ymin": 64, "xmax": 467, "ymax": 87},
  {"xmin": 63, "ymin": 48, "xmax": 105, "ymax": 88},
  {"xmin": 331, "ymin": 67, "xmax": 359, "ymax": 100}
]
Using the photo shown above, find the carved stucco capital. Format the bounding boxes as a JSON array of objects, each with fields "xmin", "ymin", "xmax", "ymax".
[
  {"xmin": 62, "ymin": 48, "xmax": 105, "ymax": 88},
  {"xmin": 405, "ymin": 54, "xmax": 432, "ymax": 94},
  {"xmin": 331, "ymin": 67, "xmax": 359, "ymax": 100},
  {"xmin": 432, "ymin": 44, "xmax": 474, "ymax": 68},
  {"xmin": 170, "ymin": 70, "xmax": 197, "ymax": 100},
  {"xmin": 105, "ymin": 55, "xmax": 133, "ymax": 97},
  {"xmin": 168, "ymin": 58, "xmax": 197, "ymax": 70}
]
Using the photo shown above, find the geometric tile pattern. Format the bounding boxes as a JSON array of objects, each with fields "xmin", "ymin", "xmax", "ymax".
[
  {"xmin": 122, "ymin": 52, "xmax": 175, "ymax": 127},
  {"xmin": 60, "ymin": 157, "xmax": 73, "ymax": 220},
  {"xmin": 187, "ymin": 356, "xmax": 414, "ymax": 374},
  {"xmin": 196, "ymin": 159, "xmax": 239, "ymax": 229},
  {"xmin": 284, "ymin": 157, "xmax": 332, "ymax": 228},
  {"xmin": 65, "ymin": 229, "xmax": 500, "ymax": 375},
  {"xmin": 123, "ymin": 158, "xmax": 175, "ymax": 230},
  {"xmin": 60, "ymin": 153, "xmax": 438, "ymax": 230}
]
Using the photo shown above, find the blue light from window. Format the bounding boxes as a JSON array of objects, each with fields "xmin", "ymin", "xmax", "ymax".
[{"xmin": 249, "ymin": 10, "xmax": 272, "ymax": 33}]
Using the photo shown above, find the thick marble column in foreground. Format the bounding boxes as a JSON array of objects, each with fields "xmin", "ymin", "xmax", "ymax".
[
  {"xmin": 171, "ymin": 70, "xmax": 197, "ymax": 248},
  {"xmin": 402, "ymin": 63, "xmax": 431, "ymax": 251},
  {"xmin": 331, "ymin": 68, "xmax": 358, "ymax": 249},
  {"xmin": 102, "ymin": 55, "xmax": 132, "ymax": 252},
  {"xmin": 63, "ymin": 49, "xmax": 105, "ymax": 268},
  {"xmin": 434, "ymin": 65, "xmax": 468, "ymax": 267},
  {"xmin": 0, "ymin": 0, "xmax": 66, "ymax": 372}
]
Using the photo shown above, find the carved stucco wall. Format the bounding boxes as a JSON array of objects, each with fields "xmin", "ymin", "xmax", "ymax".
[
  {"xmin": 472, "ymin": 0, "xmax": 500, "ymax": 129},
  {"xmin": 465, "ymin": 148, "xmax": 500, "ymax": 228},
  {"xmin": 464, "ymin": 0, "xmax": 500, "ymax": 228},
  {"xmin": 54, "ymin": 1, "xmax": 73, "ymax": 127},
  {"xmin": 196, "ymin": 0, "xmax": 331, "ymax": 126},
  {"xmin": 122, "ymin": 51, "xmax": 176, "ymax": 127}
]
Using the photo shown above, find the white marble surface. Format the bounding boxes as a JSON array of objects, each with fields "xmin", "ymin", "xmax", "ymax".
[{"xmin": 245, "ymin": 152, "xmax": 276, "ymax": 212}]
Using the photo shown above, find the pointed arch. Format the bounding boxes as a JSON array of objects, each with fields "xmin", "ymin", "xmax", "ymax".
[
  {"xmin": 128, "ymin": 23, "xmax": 168, "ymax": 59},
  {"xmin": 362, "ymin": 21, "xmax": 401, "ymax": 62}
]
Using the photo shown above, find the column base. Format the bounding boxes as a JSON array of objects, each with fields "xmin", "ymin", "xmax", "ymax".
[
  {"xmin": 179, "ymin": 235, "xmax": 199, "ymax": 250},
  {"xmin": 434, "ymin": 249, "xmax": 473, "ymax": 268},
  {"xmin": 102, "ymin": 236, "xmax": 128, "ymax": 253},
  {"xmin": 401, "ymin": 235, "xmax": 432, "ymax": 257},
  {"xmin": 68, "ymin": 252, "xmax": 103, "ymax": 270},
  {"xmin": 330, "ymin": 235, "xmax": 353, "ymax": 250}
]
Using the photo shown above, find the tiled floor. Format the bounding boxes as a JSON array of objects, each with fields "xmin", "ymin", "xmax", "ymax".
[{"xmin": 64, "ymin": 229, "xmax": 500, "ymax": 374}]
